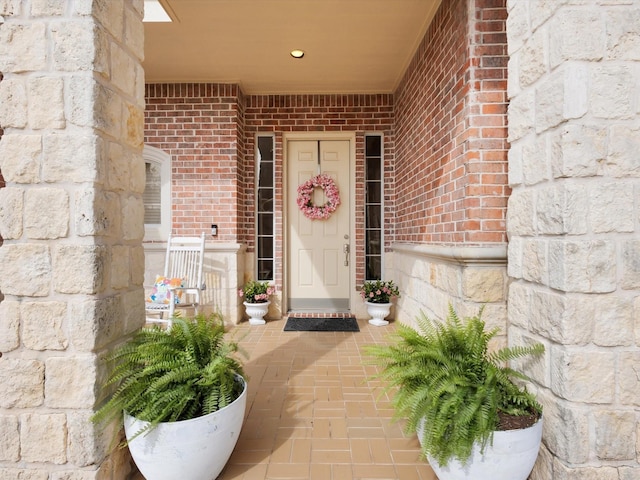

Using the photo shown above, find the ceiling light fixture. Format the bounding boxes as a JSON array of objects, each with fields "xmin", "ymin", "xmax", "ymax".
[{"xmin": 290, "ymin": 49, "xmax": 305, "ymax": 59}]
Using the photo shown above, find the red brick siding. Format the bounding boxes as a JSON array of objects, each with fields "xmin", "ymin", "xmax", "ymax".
[
  {"xmin": 144, "ymin": 83, "xmax": 243, "ymax": 241},
  {"xmin": 394, "ymin": 0, "xmax": 508, "ymax": 244}
]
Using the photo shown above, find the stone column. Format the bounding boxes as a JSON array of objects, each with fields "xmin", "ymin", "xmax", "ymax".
[
  {"xmin": 507, "ymin": 1, "xmax": 640, "ymax": 478},
  {"xmin": 0, "ymin": 1, "xmax": 145, "ymax": 478}
]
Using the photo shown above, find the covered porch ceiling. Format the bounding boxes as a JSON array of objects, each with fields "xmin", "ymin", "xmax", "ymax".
[{"xmin": 144, "ymin": 0, "xmax": 442, "ymax": 95}]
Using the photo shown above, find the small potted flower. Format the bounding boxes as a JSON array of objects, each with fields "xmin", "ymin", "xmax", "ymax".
[
  {"xmin": 239, "ymin": 279, "xmax": 275, "ymax": 325},
  {"xmin": 360, "ymin": 279, "xmax": 400, "ymax": 326}
]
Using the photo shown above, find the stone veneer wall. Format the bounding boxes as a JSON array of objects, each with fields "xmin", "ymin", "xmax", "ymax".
[
  {"xmin": 507, "ymin": 1, "xmax": 640, "ymax": 478},
  {"xmin": 0, "ymin": 1, "xmax": 145, "ymax": 478},
  {"xmin": 390, "ymin": 0, "xmax": 511, "ymax": 336}
]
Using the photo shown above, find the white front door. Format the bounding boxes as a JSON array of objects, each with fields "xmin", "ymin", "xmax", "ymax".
[{"xmin": 288, "ymin": 140, "xmax": 351, "ymax": 311}]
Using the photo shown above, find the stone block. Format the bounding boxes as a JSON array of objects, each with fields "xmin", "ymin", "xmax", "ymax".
[
  {"xmin": 519, "ymin": 28, "xmax": 546, "ymax": 87},
  {"xmin": 0, "ymin": 187, "xmax": 24, "ymax": 240},
  {"xmin": 507, "ymin": 327, "xmax": 548, "ymax": 387},
  {"xmin": 68, "ymin": 296, "xmax": 124, "ymax": 351},
  {"xmin": 0, "ymin": 415, "xmax": 19, "ymax": 462},
  {"xmin": 530, "ymin": 0, "xmax": 565, "ymax": 30},
  {"xmin": 0, "ymin": 0, "xmax": 21, "ymax": 16},
  {"xmin": 110, "ymin": 245, "xmax": 130, "ymax": 289},
  {"xmin": 620, "ymin": 467, "xmax": 640, "ymax": 480},
  {"xmin": 42, "ymin": 133, "xmax": 100, "ymax": 183},
  {"xmin": 608, "ymin": 125, "xmax": 640, "ymax": 177},
  {"xmin": 0, "ymin": 469, "xmax": 48, "ymax": 480},
  {"xmin": 530, "ymin": 290, "xmax": 593, "ymax": 345},
  {"xmin": 0, "ymin": 22, "xmax": 48, "ymax": 72},
  {"xmin": 0, "ymin": 244, "xmax": 51, "ymax": 296},
  {"xmin": 31, "ymin": 0, "xmax": 65, "ymax": 15},
  {"xmin": 21, "ymin": 301, "xmax": 68, "ymax": 351},
  {"xmin": 462, "ymin": 267, "xmax": 505, "ymax": 302},
  {"xmin": 522, "ymin": 239, "xmax": 548, "ymax": 284},
  {"xmin": 539, "ymin": 391, "xmax": 590, "ymax": 464},
  {"xmin": 124, "ymin": 4, "xmax": 144, "ymax": 61},
  {"xmin": 594, "ymin": 410, "xmax": 636, "ymax": 460},
  {"xmin": 606, "ymin": 8, "xmax": 640, "ymax": 60},
  {"xmin": 551, "ymin": 123, "xmax": 607, "ymax": 178},
  {"xmin": 75, "ymin": 188, "xmax": 120, "ymax": 237},
  {"xmin": 125, "ymin": 102, "xmax": 145, "ymax": 149},
  {"xmin": 121, "ymin": 194, "xmax": 145, "ymax": 241},
  {"xmin": 106, "ymin": 142, "xmax": 129, "ymax": 192},
  {"xmin": 111, "ymin": 43, "xmax": 135, "ymax": 95},
  {"xmin": 562, "ymin": 63, "xmax": 588, "ymax": 120},
  {"xmin": 621, "ymin": 240, "xmax": 640, "ymax": 289},
  {"xmin": 551, "ymin": 460, "xmax": 620, "ymax": 480},
  {"xmin": 535, "ymin": 73, "xmax": 564, "ymax": 133},
  {"xmin": 66, "ymin": 411, "xmax": 103, "ymax": 467},
  {"xmin": 507, "ymin": 89, "xmax": 534, "ymax": 141},
  {"xmin": 123, "ymin": 288, "xmax": 145, "ymax": 333},
  {"xmin": 0, "ymin": 358, "xmax": 44, "ymax": 408},
  {"xmin": 522, "ymin": 135, "xmax": 549, "ymax": 185},
  {"xmin": 506, "ymin": 189, "xmax": 535, "ymax": 236},
  {"xmin": 51, "ymin": 21, "xmax": 108, "ymax": 75},
  {"xmin": 551, "ymin": 346, "xmax": 615, "ymax": 403},
  {"xmin": 24, "ymin": 187, "xmax": 69, "ymax": 239},
  {"xmin": 45, "ymin": 356, "xmax": 97, "ymax": 409},
  {"xmin": 68, "ymin": 74, "xmax": 98, "ymax": 128},
  {"xmin": 507, "ymin": 140, "xmax": 523, "ymax": 186},
  {"xmin": 0, "ymin": 133, "xmax": 42, "ymax": 183},
  {"xmin": 28, "ymin": 76, "xmax": 65, "ymax": 129},
  {"xmin": 0, "ymin": 301, "xmax": 20, "ymax": 352},
  {"xmin": 591, "ymin": 64, "xmax": 635, "ymax": 119},
  {"xmin": 591, "ymin": 295, "xmax": 634, "ymax": 347},
  {"xmin": 53, "ymin": 244, "xmax": 107, "ymax": 295},
  {"xmin": 131, "ymin": 245, "xmax": 145, "ymax": 286},
  {"xmin": 507, "ymin": 281, "xmax": 529, "ymax": 328},
  {"xmin": 549, "ymin": 9, "xmax": 604, "ymax": 67},
  {"xmin": 0, "ymin": 77, "xmax": 27, "ymax": 128},
  {"xmin": 507, "ymin": 236, "xmax": 523, "ymax": 279},
  {"xmin": 95, "ymin": 84, "xmax": 122, "ymax": 139},
  {"xmin": 505, "ymin": 0, "xmax": 528, "ymax": 55},
  {"xmin": 50, "ymin": 471, "xmax": 101, "ymax": 480},
  {"xmin": 20, "ymin": 413, "xmax": 67, "ymax": 464},
  {"xmin": 619, "ymin": 351, "xmax": 640, "ymax": 406},
  {"xmin": 537, "ymin": 184, "xmax": 588, "ymax": 235},
  {"xmin": 548, "ymin": 240, "xmax": 616, "ymax": 293}
]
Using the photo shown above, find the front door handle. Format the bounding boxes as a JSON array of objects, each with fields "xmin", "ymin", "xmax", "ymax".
[{"xmin": 343, "ymin": 243, "xmax": 350, "ymax": 266}]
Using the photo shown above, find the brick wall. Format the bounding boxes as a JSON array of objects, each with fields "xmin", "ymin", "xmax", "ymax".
[
  {"xmin": 394, "ymin": 0, "xmax": 509, "ymax": 245},
  {"xmin": 144, "ymin": 83, "xmax": 243, "ymax": 242}
]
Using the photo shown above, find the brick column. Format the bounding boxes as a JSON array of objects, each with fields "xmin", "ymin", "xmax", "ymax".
[
  {"xmin": 507, "ymin": 1, "xmax": 640, "ymax": 478},
  {"xmin": 0, "ymin": 1, "xmax": 145, "ymax": 478}
]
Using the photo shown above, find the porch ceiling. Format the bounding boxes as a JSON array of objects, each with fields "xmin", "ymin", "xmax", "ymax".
[{"xmin": 144, "ymin": 0, "xmax": 442, "ymax": 94}]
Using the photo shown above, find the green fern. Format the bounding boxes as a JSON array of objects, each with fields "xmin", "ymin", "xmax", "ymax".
[
  {"xmin": 365, "ymin": 304, "xmax": 543, "ymax": 467},
  {"xmin": 92, "ymin": 313, "xmax": 247, "ymax": 445}
]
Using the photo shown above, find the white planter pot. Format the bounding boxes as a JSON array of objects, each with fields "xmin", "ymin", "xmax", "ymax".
[
  {"xmin": 244, "ymin": 300, "xmax": 270, "ymax": 325},
  {"xmin": 418, "ymin": 416, "xmax": 543, "ymax": 480},
  {"xmin": 124, "ymin": 376, "xmax": 247, "ymax": 480},
  {"xmin": 365, "ymin": 301, "xmax": 392, "ymax": 326}
]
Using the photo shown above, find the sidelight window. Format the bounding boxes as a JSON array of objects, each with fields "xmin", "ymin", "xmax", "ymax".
[
  {"xmin": 256, "ymin": 135, "xmax": 275, "ymax": 281},
  {"xmin": 365, "ymin": 135, "xmax": 383, "ymax": 280}
]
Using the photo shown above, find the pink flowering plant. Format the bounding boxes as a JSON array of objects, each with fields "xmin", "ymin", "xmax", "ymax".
[
  {"xmin": 360, "ymin": 279, "xmax": 400, "ymax": 304},
  {"xmin": 239, "ymin": 279, "xmax": 275, "ymax": 303},
  {"xmin": 296, "ymin": 173, "xmax": 341, "ymax": 220}
]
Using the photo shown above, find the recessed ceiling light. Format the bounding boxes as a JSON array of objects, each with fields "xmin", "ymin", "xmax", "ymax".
[
  {"xmin": 290, "ymin": 49, "xmax": 305, "ymax": 59},
  {"xmin": 144, "ymin": 0, "xmax": 172, "ymax": 22}
]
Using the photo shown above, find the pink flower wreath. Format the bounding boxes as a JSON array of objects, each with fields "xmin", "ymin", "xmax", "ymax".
[{"xmin": 296, "ymin": 173, "xmax": 341, "ymax": 220}]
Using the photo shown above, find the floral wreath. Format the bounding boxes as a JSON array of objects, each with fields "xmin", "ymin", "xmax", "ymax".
[{"xmin": 296, "ymin": 173, "xmax": 341, "ymax": 220}]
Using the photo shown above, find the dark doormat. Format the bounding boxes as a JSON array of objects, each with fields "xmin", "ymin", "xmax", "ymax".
[{"xmin": 284, "ymin": 316, "xmax": 360, "ymax": 332}]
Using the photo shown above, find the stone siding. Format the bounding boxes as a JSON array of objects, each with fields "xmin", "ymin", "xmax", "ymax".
[
  {"xmin": 0, "ymin": 1, "xmax": 145, "ymax": 478},
  {"xmin": 507, "ymin": 1, "xmax": 640, "ymax": 477}
]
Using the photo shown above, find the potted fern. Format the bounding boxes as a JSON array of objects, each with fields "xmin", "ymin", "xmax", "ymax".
[
  {"xmin": 92, "ymin": 313, "xmax": 247, "ymax": 480},
  {"xmin": 365, "ymin": 304, "xmax": 544, "ymax": 480}
]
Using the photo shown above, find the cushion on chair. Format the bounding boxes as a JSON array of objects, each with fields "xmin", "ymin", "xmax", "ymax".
[{"xmin": 147, "ymin": 276, "xmax": 185, "ymax": 304}]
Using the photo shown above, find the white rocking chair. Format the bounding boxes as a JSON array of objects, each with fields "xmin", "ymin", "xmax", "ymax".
[{"xmin": 145, "ymin": 233, "xmax": 206, "ymax": 327}]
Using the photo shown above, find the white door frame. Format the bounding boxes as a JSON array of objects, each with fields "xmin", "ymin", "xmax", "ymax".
[{"xmin": 283, "ymin": 131, "xmax": 356, "ymax": 312}]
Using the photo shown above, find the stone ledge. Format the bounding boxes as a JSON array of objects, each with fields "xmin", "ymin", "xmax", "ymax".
[{"xmin": 390, "ymin": 243, "xmax": 507, "ymax": 267}]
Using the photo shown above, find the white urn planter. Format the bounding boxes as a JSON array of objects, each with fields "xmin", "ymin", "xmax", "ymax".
[
  {"xmin": 365, "ymin": 301, "xmax": 392, "ymax": 326},
  {"xmin": 124, "ymin": 376, "xmax": 247, "ymax": 480},
  {"xmin": 418, "ymin": 416, "xmax": 543, "ymax": 480},
  {"xmin": 244, "ymin": 300, "xmax": 270, "ymax": 325}
]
